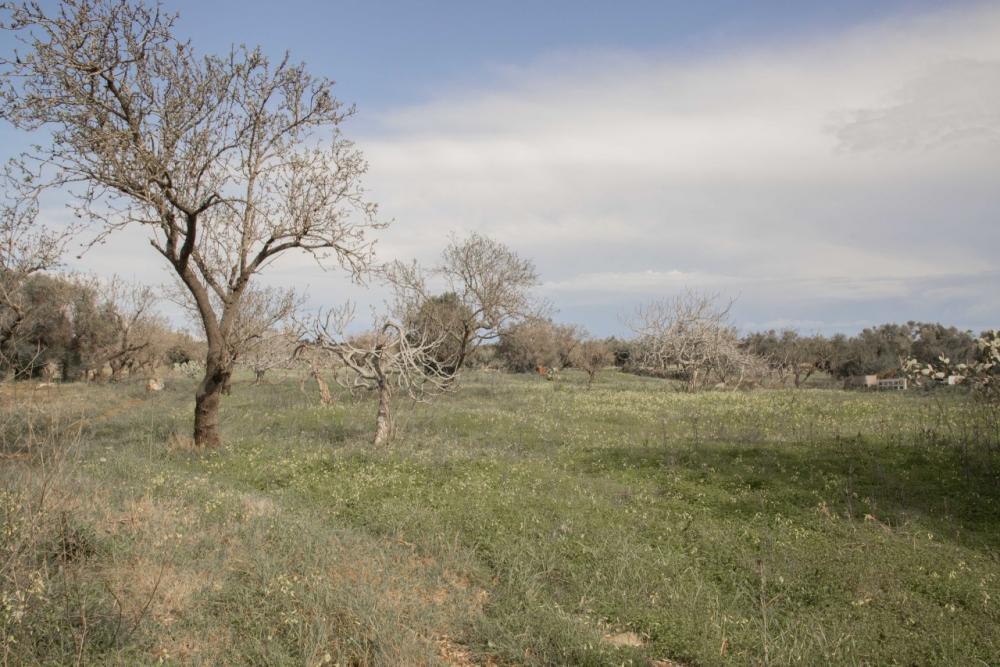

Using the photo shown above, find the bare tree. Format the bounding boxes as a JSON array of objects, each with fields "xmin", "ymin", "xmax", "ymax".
[
  {"xmin": 310, "ymin": 304, "xmax": 455, "ymax": 446},
  {"xmin": 1, "ymin": 0, "xmax": 383, "ymax": 445},
  {"xmin": 240, "ymin": 326, "xmax": 297, "ymax": 384},
  {"xmin": 292, "ymin": 342, "xmax": 336, "ymax": 405},
  {"xmin": 569, "ymin": 339, "xmax": 613, "ymax": 389},
  {"xmin": 100, "ymin": 277, "xmax": 159, "ymax": 381},
  {"xmin": 629, "ymin": 289, "xmax": 755, "ymax": 391},
  {"xmin": 220, "ymin": 286, "xmax": 301, "ymax": 392},
  {"xmin": 387, "ymin": 233, "xmax": 539, "ymax": 376},
  {"xmin": 742, "ymin": 330, "xmax": 834, "ymax": 388}
]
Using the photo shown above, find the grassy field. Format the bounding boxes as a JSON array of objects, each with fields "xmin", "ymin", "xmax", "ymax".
[{"xmin": 2, "ymin": 370, "xmax": 999, "ymax": 666}]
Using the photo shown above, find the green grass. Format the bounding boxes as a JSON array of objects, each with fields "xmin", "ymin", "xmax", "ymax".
[{"xmin": 2, "ymin": 370, "xmax": 999, "ymax": 665}]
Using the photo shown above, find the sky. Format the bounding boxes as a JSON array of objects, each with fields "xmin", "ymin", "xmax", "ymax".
[{"xmin": 3, "ymin": 0, "xmax": 999, "ymax": 336}]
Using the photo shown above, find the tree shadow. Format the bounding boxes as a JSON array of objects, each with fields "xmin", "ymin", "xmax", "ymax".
[{"xmin": 575, "ymin": 434, "xmax": 1000, "ymax": 550}]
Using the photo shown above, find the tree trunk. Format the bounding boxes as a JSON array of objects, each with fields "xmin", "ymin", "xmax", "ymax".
[
  {"xmin": 62, "ymin": 345, "xmax": 83, "ymax": 382},
  {"xmin": 373, "ymin": 383, "xmax": 393, "ymax": 446},
  {"xmin": 193, "ymin": 354, "xmax": 230, "ymax": 448},
  {"xmin": 313, "ymin": 369, "xmax": 333, "ymax": 405},
  {"xmin": 586, "ymin": 370, "xmax": 596, "ymax": 389},
  {"xmin": 687, "ymin": 368, "xmax": 700, "ymax": 392}
]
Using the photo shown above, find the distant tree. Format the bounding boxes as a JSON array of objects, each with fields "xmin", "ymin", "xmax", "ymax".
[
  {"xmin": 404, "ymin": 292, "xmax": 474, "ymax": 375},
  {"xmin": 820, "ymin": 323, "xmax": 977, "ymax": 379},
  {"xmin": 0, "ymin": 194, "xmax": 73, "ymax": 378},
  {"xmin": 569, "ymin": 339, "xmax": 613, "ymax": 389},
  {"xmin": 497, "ymin": 317, "xmax": 562, "ymax": 373},
  {"xmin": 101, "ymin": 278, "xmax": 160, "ymax": 381},
  {"xmin": 843, "ymin": 324, "xmax": 913, "ymax": 376},
  {"xmin": 1, "ymin": 0, "xmax": 383, "ymax": 447},
  {"xmin": 4, "ymin": 272, "xmax": 70, "ymax": 377},
  {"xmin": 292, "ymin": 342, "xmax": 336, "ymax": 406},
  {"xmin": 742, "ymin": 330, "xmax": 833, "ymax": 388},
  {"xmin": 907, "ymin": 322, "xmax": 977, "ymax": 366},
  {"xmin": 6, "ymin": 273, "xmax": 120, "ymax": 381},
  {"xmin": 552, "ymin": 322, "xmax": 586, "ymax": 369},
  {"xmin": 240, "ymin": 327, "xmax": 296, "ymax": 384},
  {"xmin": 388, "ymin": 233, "xmax": 539, "ymax": 376},
  {"xmin": 497, "ymin": 317, "xmax": 583, "ymax": 374},
  {"xmin": 628, "ymin": 289, "xmax": 757, "ymax": 391},
  {"xmin": 164, "ymin": 331, "xmax": 204, "ymax": 367},
  {"xmin": 604, "ymin": 337, "xmax": 634, "ymax": 369},
  {"xmin": 54, "ymin": 275, "xmax": 118, "ymax": 381}
]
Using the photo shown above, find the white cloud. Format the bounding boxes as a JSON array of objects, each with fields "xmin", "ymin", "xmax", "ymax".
[{"xmin": 355, "ymin": 2, "xmax": 1000, "ymax": 334}]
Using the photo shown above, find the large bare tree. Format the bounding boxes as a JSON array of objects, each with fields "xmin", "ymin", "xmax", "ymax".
[
  {"xmin": 629, "ymin": 289, "xmax": 759, "ymax": 391},
  {"xmin": 1, "ymin": 0, "xmax": 382, "ymax": 445}
]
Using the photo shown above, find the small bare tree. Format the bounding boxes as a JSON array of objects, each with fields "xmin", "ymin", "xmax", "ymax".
[
  {"xmin": 219, "ymin": 286, "xmax": 301, "ymax": 391},
  {"xmin": 496, "ymin": 317, "xmax": 582, "ymax": 374},
  {"xmin": 292, "ymin": 342, "xmax": 336, "ymax": 405},
  {"xmin": 387, "ymin": 233, "xmax": 539, "ymax": 376},
  {"xmin": 569, "ymin": 339, "xmax": 614, "ymax": 389},
  {"xmin": 1, "ymin": 0, "xmax": 383, "ymax": 445},
  {"xmin": 311, "ymin": 304, "xmax": 456, "ymax": 446},
  {"xmin": 240, "ymin": 327, "xmax": 297, "ymax": 384}
]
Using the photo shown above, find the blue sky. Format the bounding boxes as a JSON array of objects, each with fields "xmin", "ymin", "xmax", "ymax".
[
  {"xmin": 167, "ymin": 1, "xmax": 959, "ymax": 112},
  {"xmin": 3, "ymin": 1, "xmax": 999, "ymax": 336}
]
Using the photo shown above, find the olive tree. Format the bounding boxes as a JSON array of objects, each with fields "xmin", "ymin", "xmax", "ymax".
[
  {"xmin": 0, "ymin": 193, "xmax": 73, "ymax": 378},
  {"xmin": 1, "ymin": 0, "xmax": 382, "ymax": 446}
]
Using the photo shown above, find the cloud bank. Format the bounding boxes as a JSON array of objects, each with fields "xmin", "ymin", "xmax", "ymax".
[
  {"xmin": 67, "ymin": 3, "xmax": 1000, "ymax": 335},
  {"xmin": 354, "ymin": 2, "xmax": 1000, "ymax": 334}
]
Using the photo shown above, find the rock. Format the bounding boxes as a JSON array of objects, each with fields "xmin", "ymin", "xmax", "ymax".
[{"xmin": 146, "ymin": 378, "xmax": 164, "ymax": 392}]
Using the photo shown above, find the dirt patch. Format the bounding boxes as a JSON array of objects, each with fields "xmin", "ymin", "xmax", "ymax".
[
  {"xmin": 436, "ymin": 635, "xmax": 476, "ymax": 666},
  {"xmin": 240, "ymin": 493, "xmax": 277, "ymax": 518},
  {"xmin": 435, "ymin": 635, "xmax": 499, "ymax": 667},
  {"xmin": 603, "ymin": 631, "xmax": 644, "ymax": 647}
]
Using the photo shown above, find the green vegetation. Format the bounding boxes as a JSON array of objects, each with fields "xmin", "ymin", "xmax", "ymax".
[{"xmin": 2, "ymin": 371, "xmax": 999, "ymax": 665}]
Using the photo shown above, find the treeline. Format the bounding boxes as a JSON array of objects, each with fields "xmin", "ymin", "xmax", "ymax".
[
  {"xmin": 0, "ymin": 267, "xmax": 987, "ymax": 393},
  {"xmin": 488, "ymin": 313, "xmax": 985, "ymax": 389},
  {"xmin": 741, "ymin": 322, "xmax": 980, "ymax": 380}
]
